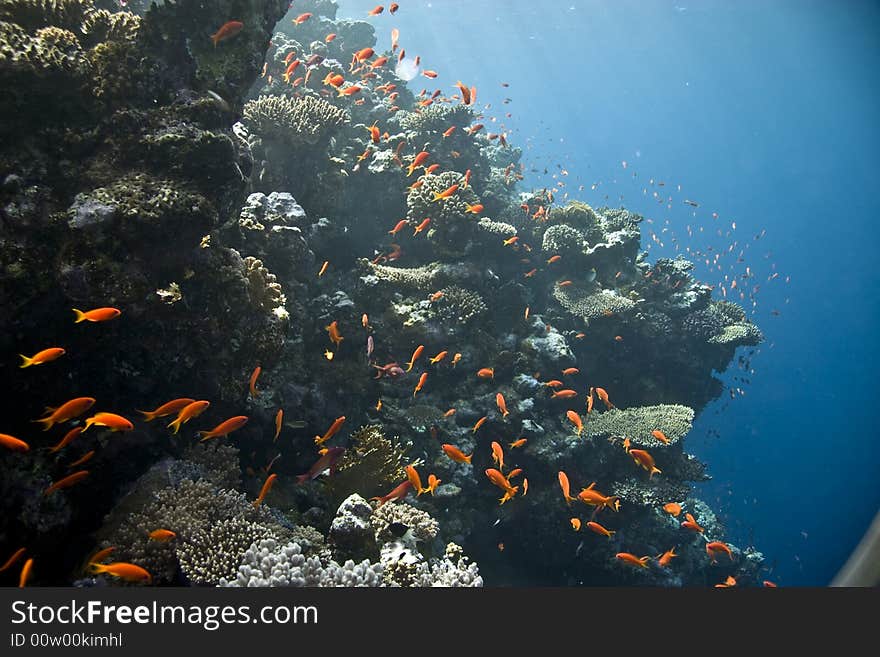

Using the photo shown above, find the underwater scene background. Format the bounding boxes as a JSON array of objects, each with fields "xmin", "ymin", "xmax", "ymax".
[{"xmin": 0, "ymin": 0, "xmax": 877, "ymax": 587}]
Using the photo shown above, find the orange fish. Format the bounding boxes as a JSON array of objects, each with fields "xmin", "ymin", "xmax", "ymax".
[
  {"xmin": 442, "ymin": 126, "xmax": 456, "ymax": 138},
  {"xmin": 575, "ymin": 332, "xmax": 586, "ymax": 339},
  {"xmin": 431, "ymin": 183, "xmax": 459, "ymax": 202},
  {"xmin": 472, "ymin": 416, "xmax": 488, "ymax": 433},
  {"xmin": 315, "ymin": 416, "xmax": 345, "ymax": 446},
  {"xmin": 44, "ymin": 470, "xmax": 89, "ymax": 495},
  {"xmin": 551, "ymin": 389, "xmax": 578, "ymax": 399},
  {"xmin": 67, "ymin": 450, "xmax": 95, "ymax": 469},
  {"xmin": 148, "ymin": 529, "xmax": 176, "ymax": 542},
  {"xmin": 19, "ymin": 347, "xmax": 65, "ymax": 368},
  {"xmin": 413, "ymin": 217, "xmax": 431, "ymax": 236},
  {"xmin": 587, "ymin": 521, "xmax": 615, "ymax": 538},
  {"xmin": 595, "ymin": 387, "xmax": 614, "ymax": 410},
  {"xmin": 390, "ymin": 3, "xmax": 399, "ymax": 13},
  {"xmin": 326, "ymin": 320, "xmax": 344, "ymax": 347},
  {"xmin": 367, "ymin": 123, "xmax": 381, "ymax": 143},
  {"xmin": 0, "ymin": 547, "xmax": 26, "ymax": 573},
  {"xmin": 368, "ymin": 4, "xmax": 384, "ymax": 15},
  {"xmin": 546, "ymin": 255, "xmax": 562, "ymax": 264},
  {"xmin": 371, "ymin": 480, "xmax": 412, "ymax": 506},
  {"xmin": 651, "ymin": 429, "xmax": 670, "ymax": 445},
  {"xmin": 391, "ymin": 27, "xmax": 399, "ymax": 50},
  {"xmin": 444, "ymin": 408, "xmax": 456, "ymax": 417},
  {"xmin": 715, "ymin": 575, "xmax": 737, "ymax": 588},
  {"xmin": 210, "ymin": 20, "xmax": 243, "ymax": 47},
  {"xmin": 496, "ymin": 393, "xmax": 509, "ymax": 417},
  {"xmin": 507, "ymin": 468, "xmax": 523, "ymax": 480},
  {"xmin": 681, "ymin": 512, "xmax": 704, "ymax": 533},
  {"xmin": 558, "ymin": 471, "xmax": 576, "ymax": 505},
  {"xmin": 562, "ymin": 367, "xmax": 579, "ymax": 376},
  {"xmin": 34, "ymin": 397, "xmax": 95, "ymax": 431},
  {"xmin": 249, "ymin": 365, "xmax": 262, "ymax": 396},
  {"xmin": 429, "ymin": 291, "xmax": 445, "ymax": 302},
  {"xmin": 442, "ymin": 444, "xmax": 472, "ymax": 464},
  {"xmin": 338, "ymin": 85, "xmax": 362, "ymax": 97},
  {"xmin": 72, "ymin": 307, "xmax": 120, "ymax": 323},
  {"xmin": 406, "ymin": 345, "xmax": 425, "ymax": 371},
  {"xmin": 490, "ymin": 441, "xmax": 505, "ymax": 470},
  {"xmin": 662, "ymin": 502, "xmax": 682, "ymax": 517},
  {"xmin": 18, "ymin": 558, "xmax": 33, "ymax": 587},
  {"xmin": 87, "ymin": 546, "xmax": 115, "ymax": 565},
  {"xmin": 452, "ymin": 353, "xmax": 462, "ymax": 367},
  {"xmin": 465, "ymin": 203, "xmax": 484, "ymax": 214},
  {"xmin": 323, "ymin": 72, "xmax": 345, "ymax": 87},
  {"xmin": 293, "ymin": 13, "xmax": 312, "ymax": 25},
  {"xmin": 405, "ymin": 464, "xmax": 424, "ymax": 495},
  {"xmin": 375, "ymin": 399, "xmax": 383, "ymax": 411},
  {"xmin": 657, "ymin": 547, "xmax": 678, "ymax": 568},
  {"xmin": 198, "ymin": 415, "xmax": 248, "ymax": 442},
  {"xmin": 83, "ymin": 412, "xmax": 133, "ymax": 433},
  {"xmin": 763, "ymin": 580, "xmax": 778, "ymax": 588},
  {"xmin": 705, "ymin": 541, "xmax": 734, "ymax": 562},
  {"xmin": 318, "ymin": 260, "xmax": 329, "ymax": 276},
  {"xmin": 616, "ymin": 552, "xmax": 650, "ymax": 568},
  {"xmin": 543, "ymin": 380, "xmax": 564, "ymax": 389},
  {"xmin": 614, "ymin": 335, "xmax": 623, "ymax": 342},
  {"xmin": 557, "ymin": 280, "xmax": 573, "ymax": 287},
  {"xmin": 429, "ymin": 350, "xmax": 448, "ymax": 364},
  {"xmin": 283, "ymin": 59, "xmax": 301, "ymax": 82},
  {"xmin": 389, "ymin": 219, "xmax": 408, "ymax": 234},
  {"xmin": 407, "ymin": 151, "xmax": 430, "ymax": 176},
  {"xmin": 90, "ymin": 562, "xmax": 152, "ymax": 584},
  {"xmin": 454, "ymin": 81, "xmax": 472, "ymax": 105},
  {"xmin": 570, "ymin": 518, "xmax": 582, "ymax": 531},
  {"xmin": 523, "ymin": 478, "xmax": 528, "ymax": 496},
  {"xmin": 138, "ymin": 398, "xmax": 196, "ymax": 422},
  {"xmin": 477, "ymin": 367, "xmax": 494, "ymax": 379},
  {"xmin": 354, "ymin": 47, "xmax": 375, "ymax": 62},
  {"xmin": 629, "ymin": 449, "xmax": 661, "ymax": 478},
  {"xmin": 0, "ymin": 433, "xmax": 29, "ymax": 452},
  {"xmin": 413, "ymin": 372, "xmax": 428, "ymax": 397},
  {"xmin": 253, "ymin": 473, "xmax": 278, "ymax": 508},
  {"xmin": 524, "ymin": 268, "xmax": 537, "ymax": 278},
  {"xmin": 622, "ymin": 437, "xmax": 631, "ymax": 452},
  {"xmin": 422, "ymin": 70, "xmax": 438, "ymax": 79},
  {"xmin": 466, "ymin": 123, "xmax": 484, "ymax": 135},
  {"xmin": 273, "ymin": 409, "xmax": 283, "ymax": 442},
  {"xmin": 485, "ymin": 468, "xmax": 517, "ymax": 503},
  {"xmin": 586, "ymin": 387, "xmax": 595, "ymax": 414},
  {"xmin": 509, "ymin": 438, "xmax": 527, "ymax": 449},
  {"xmin": 325, "ymin": 33, "xmax": 337, "ymax": 42},
  {"xmin": 462, "ymin": 169, "xmax": 472, "ymax": 187},
  {"xmin": 566, "ymin": 410, "xmax": 583, "ymax": 436},
  {"xmin": 578, "ymin": 482, "xmax": 620, "ymax": 512},
  {"xmin": 167, "ymin": 400, "xmax": 210, "ymax": 435},
  {"xmin": 425, "ymin": 474, "xmax": 441, "ymax": 495},
  {"xmin": 48, "ymin": 427, "xmax": 82, "ymax": 453}
]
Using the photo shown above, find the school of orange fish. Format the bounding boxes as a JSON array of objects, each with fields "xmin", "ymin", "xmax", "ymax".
[{"xmin": 0, "ymin": 2, "xmax": 780, "ymax": 588}]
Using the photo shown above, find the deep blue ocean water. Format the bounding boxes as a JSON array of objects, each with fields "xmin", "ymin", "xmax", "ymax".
[{"xmin": 337, "ymin": 0, "xmax": 880, "ymax": 585}]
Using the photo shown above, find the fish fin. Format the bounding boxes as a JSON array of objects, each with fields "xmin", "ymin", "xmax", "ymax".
[
  {"xmin": 33, "ymin": 417, "xmax": 54, "ymax": 431},
  {"xmin": 137, "ymin": 410, "xmax": 155, "ymax": 422},
  {"xmin": 18, "ymin": 355, "xmax": 33, "ymax": 368},
  {"xmin": 72, "ymin": 308, "xmax": 86, "ymax": 323},
  {"xmin": 465, "ymin": 454, "xmax": 472, "ymax": 464}
]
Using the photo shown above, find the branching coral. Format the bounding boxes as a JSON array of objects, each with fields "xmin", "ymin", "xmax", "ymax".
[
  {"xmin": 220, "ymin": 538, "xmax": 384, "ymax": 587},
  {"xmin": 324, "ymin": 425, "xmax": 410, "ymax": 503},
  {"xmin": 433, "ymin": 285, "xmax": 487, "ymax": 325},
  {"xmin": 682, "ymin": 300, "xmax": 763, "ymax": 347},
  {"xmin": 405, "ymin": 171, "xmax": 480, "ymax": 257},
  {"xmin": 553, "ymin": 285, "xmax": 636, "ymax": 323},
  {"xmin": 243, "ymin": 94, "xmax": 349, "ymax": 145},
  {"xmin": 398, "ymin": 103, "xmax": 474, "ymax": 135},
  {"xmin": 359, "ymin": 259, "xmax": 442, "ymax": 291},
  {"xmin": 371, "ymin": 502, "xmax": 439, "ymax": 544},
  {"xmin": 583, "ymin": 404, "xmax": 695, "ymax": 448}
]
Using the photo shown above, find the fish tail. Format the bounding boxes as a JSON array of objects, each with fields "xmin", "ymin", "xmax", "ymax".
[
  {"xmin": 18, "ymin": 354, "xmax": 34, "ymax": 368},
  {"xmin": 464, "ymin": 454, "xmax": 472, "ymax": 464},
  {"xmin": 137, "ymin": 410, "xmax": 156, "ymax": 422},
  {"xmin": 33, "ymin": 416, "xmax": 54, "ymax": 431},
  {"xmin": 72, "ymin": 308, "xmax": 86, "ymax": 323},
  {"xmin": 167, "ymin": 418, "xmax": 181, "ymax": 435},
  {"xmin": 431, "ymin": 193, "xmax": 442, "ymax": 202}
]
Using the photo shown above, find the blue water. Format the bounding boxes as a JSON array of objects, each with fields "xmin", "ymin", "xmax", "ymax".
[{"xmin": 337, "ymin": 0, "xmax": 880, "ymax": 585}]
